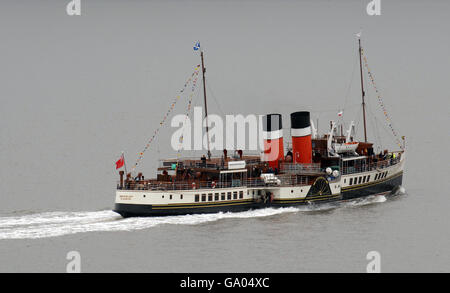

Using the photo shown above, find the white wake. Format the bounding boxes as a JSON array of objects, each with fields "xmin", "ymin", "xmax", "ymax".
[
  {"xmin": 0, "ymin": 207, "xmax": 299, "ymax": 240},
  {"xmin": 0, "ymin": 188, "xmax": 402, "ymax": 240}
]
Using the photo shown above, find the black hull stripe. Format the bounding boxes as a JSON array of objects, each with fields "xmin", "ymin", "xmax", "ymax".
[
  {"xmin": 114, "ymin": 194, "xmax": 342, "ymax": 217},
  {"xmin": 342, "ymin": 171, "xmax": 403, "ymax": 191},
  {"xmin": 114, "ymin": 196, "xmax": 341, "ymax": 217},
  {"xmin": 342, "ymin": 173, "xmax": 403, "ymax": 200}
]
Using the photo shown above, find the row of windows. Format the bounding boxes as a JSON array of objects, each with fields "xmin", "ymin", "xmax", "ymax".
[
  {"xmin": 195, "ymin": 191, "xmax": 244, "ymax": 202},
  {"xmin": 155, "ymin": 190, "xmax": 248, "ymax": 201},
  {"xmin": 347, "ymin": 171, "xmax": 389, "ymax": 186},
  {"xmin": 349, "ymin": 175, "xmax": 371, "ymax": 186},
  {"xmin": 375, "ymin": 171, "xmax": 388, "ymax": 180}
]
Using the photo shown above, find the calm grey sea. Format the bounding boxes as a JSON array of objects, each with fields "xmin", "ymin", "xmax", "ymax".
[{"xmin": 0, "ymin": 0, "xmax": 449, "ymax": 272}]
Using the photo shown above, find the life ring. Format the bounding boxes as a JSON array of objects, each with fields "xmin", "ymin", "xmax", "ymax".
[
  {"xmin": 211, "ymin": 181, "xmax": 216, "ymax": 189},
  {"xmin": 192, "ymin": 182, "xmax": 196, "ymax": 189}
]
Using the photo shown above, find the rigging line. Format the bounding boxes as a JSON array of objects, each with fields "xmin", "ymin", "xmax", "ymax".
[
  {"xmin": 341, "ymin": 49, "xmax": 359, "ymax": 113},
  {"xmin": 366, "ymin": 93, "xmax": 382, "ymax": 150},
  {"xmin": 372, "ymin": 113, "xmax": 384, "ymax": 151},
  {"xmin": 206, "ymin": 78, "xmax": 226, "ymax": 118},
  {"xmin": 176, "ymin": 72, "xmax": 202, "ymax": 161},
  {"xmin": 369, "ymin": 104, "xmax": 397, "ymax": 148},
  {"xmin": 366, "ymin": 88, "xmax": 384, "ymax": 149},
  {"xmin": 184, "ymin": 85, "xmax": 203, "ymax": 158},
  {"xmin": 353, "ymin": 106, "xmax": 363, "ymax": 141},
  {"xmin": 366, "ymin": 88, "xmax": 394, "ymax": 148},
  {"xmin": 191, "ymin": 85, "xmax": 203, "ymax": 158}
]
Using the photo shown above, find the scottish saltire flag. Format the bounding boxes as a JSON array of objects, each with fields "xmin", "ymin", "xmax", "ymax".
[{"xmin": 193, "ymin": 41, "xmax": 201, "ymax": 51}]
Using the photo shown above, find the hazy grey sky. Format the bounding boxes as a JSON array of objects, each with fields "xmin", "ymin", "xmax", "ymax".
[{"xmin": 1, "ymin": 0, "xmax": 449, "ymax": 212}]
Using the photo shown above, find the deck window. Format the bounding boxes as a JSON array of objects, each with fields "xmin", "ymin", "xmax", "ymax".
[
  {"xmin": 208, "ymin": 193, "xmax": 213, "ymax": 201},
  {"xmin": 358, "ymin": 177, "xmax": 362, "ymax": 184},
  {"xmin": 349, "ymin": 178, "xmax": 353, "ymax": 185},
  {"xmin": 214, "ymin": 193, "xmax": 219, "ymax": 201},
  {"xmin": 363, "ymin": 176, "xmax": 367, "ymax": 183},
  {"xmin": 239, "ymin": 191, "xmax": 244, "ymax": 199},
  {"xmin": 195, "ymin": 194, "xmax": 199, "ymax": 202},
  {"xmin": 233, "ymin": 191, "xmax": 238, "ymax": 199},
  {"xmin": 180, "ymin": 194, "xmax": 183, "ymax": 200},
  {"xmin": 367, "ymin": 175, "xmax": 370, "ymax": 182},
  {"xmin": 201, "ymin": 194, "xmax": 206, "ymax": 202},
  {"xmin": 227, "ymin": 192, "xmax": 232, "ymax": 200},
  {"xmin": 221, "ymin": 193, "xmax": 225, "ymax": 200}
]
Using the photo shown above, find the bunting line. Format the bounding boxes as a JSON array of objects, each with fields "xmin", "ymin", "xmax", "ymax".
[
  {"xmin": 131, "ymin": 64, "xmax": 201, "ymax": 172},
  {"xmin": 175, "ymin": 67, "xmax": 200, "ymax": 164},
  {"xmin": 361, "ymin": 49, "xmax": 404, "ymax": 150}
]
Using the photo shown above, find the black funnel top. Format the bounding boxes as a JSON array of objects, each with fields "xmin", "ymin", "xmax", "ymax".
[{"xmin": 290, "ymin": 111, "xmax": 310, "ymax": 129}]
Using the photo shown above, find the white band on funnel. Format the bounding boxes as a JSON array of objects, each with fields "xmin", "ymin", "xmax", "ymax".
[
  {"xmin": 262, "ymin": 129, "xmax": 283, "ymax": 140},
  {"xmin": 291, "ymin": 127, "xmax": 311, "ymax": 137}
]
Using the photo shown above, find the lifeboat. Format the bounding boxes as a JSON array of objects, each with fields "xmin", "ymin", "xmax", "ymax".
[{"xmin": 333, "ymin": 142, "xmax": 359, "ymax": 153}]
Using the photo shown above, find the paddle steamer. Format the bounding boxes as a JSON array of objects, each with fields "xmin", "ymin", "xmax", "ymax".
[{"xmin": 113, "ymin": 36, "xmax": 405, "ymax": 217}]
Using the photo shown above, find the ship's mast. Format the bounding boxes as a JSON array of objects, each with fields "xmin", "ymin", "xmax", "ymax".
[
  {"xmin": 358, "ymin": 35, "xmax": 368, "ymax": 143},
  {"xmin": 200, "ymin": 50, "xmax": 211, "ymax": 160}
]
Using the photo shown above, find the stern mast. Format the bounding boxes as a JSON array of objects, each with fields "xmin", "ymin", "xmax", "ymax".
[
  {"xmin": 200, "ymin": 49, "xmax": 212, "ymax": 160},
  {"xmin": 358, "ymin": 34, "xmax": 368, "ymax": 143}
]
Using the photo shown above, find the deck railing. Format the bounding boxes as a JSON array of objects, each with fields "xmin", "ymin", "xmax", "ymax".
[
  {"xmin": 280, "ymin": 163, "xmax": 321, "ymax": 174},
  {"xmin": 341, "ymin": 156, "xmax": 401, "ymax": 175},
  {"xmin": 117, "ymin": 174, "xmax": 309, "ymax": 191}
]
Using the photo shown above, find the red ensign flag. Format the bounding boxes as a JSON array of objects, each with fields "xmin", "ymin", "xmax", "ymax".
[{"xmin": 115, "ymin": 155, "xmax": 124, "ymax": 169}]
